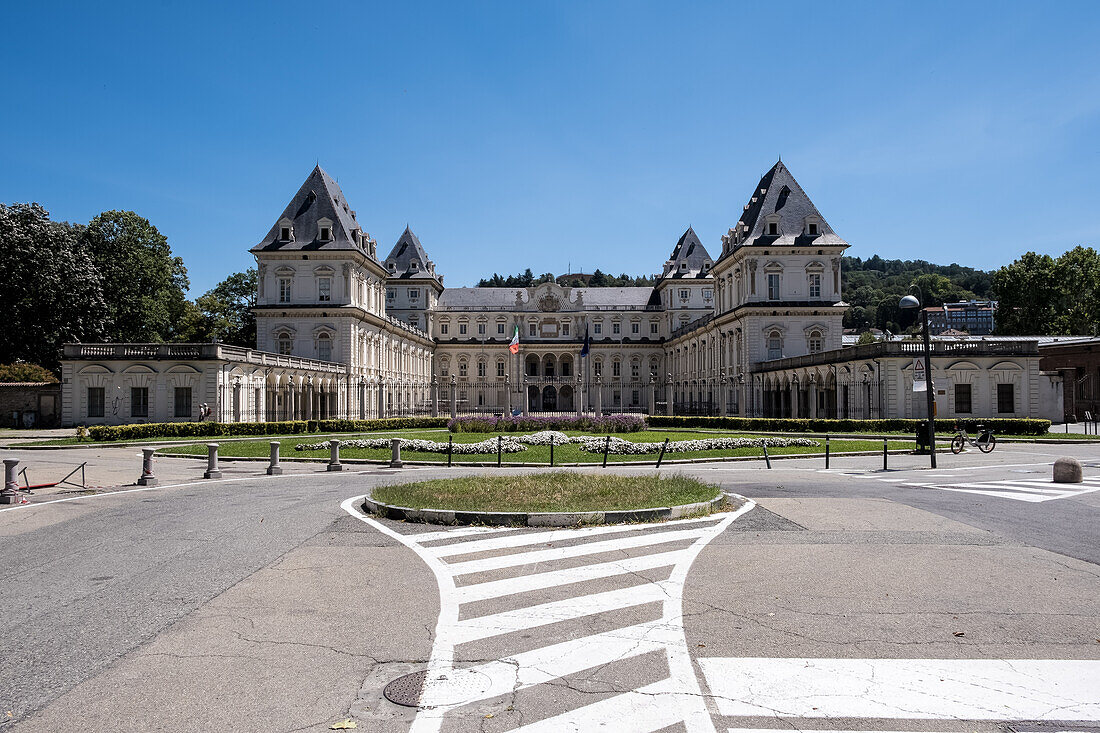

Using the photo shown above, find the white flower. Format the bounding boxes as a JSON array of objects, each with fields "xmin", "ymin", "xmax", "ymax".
[
  {"xmin": 577, "ymin": 436, "xmax": 819, "ymax": 455},
  {"xmin": 294, "ymin": 437, "xmax": 527, "ymax": 454}
]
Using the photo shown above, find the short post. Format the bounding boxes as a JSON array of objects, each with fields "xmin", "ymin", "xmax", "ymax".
[
  {"xmin": 447, "ymin": 435, "xmax": 453, "ymax": 467},
  {"xmin": 204, "ymin": 443, "xmax": 222, "ymax": 479},
  {"xmin": 328, "ymin": 439, "xmax": 344, "ymax": 472},
  {"xmin": 762, "ymin": 443, "xmax": 771, "ymax": 469},
  {"xmin": 602, "ymin": 435, "xmax": 611, "ymax": 468},
  {"xmin": 1, "ymin": 459, "xmax": 20, "ymax": 504},
  {"xmin": 656, "ymin": 438, "xmax": 669, "ymax": 468},
  {"xmin": 389, "ymin": 438, "xmax": 403, "ymax": 469},
  {"xmin": 549, "ymin": 434, "xmax": 555, "ymax": 467},
  {"xmin": 497, "ymin": 435, "xmax": 502, "ymax": 468},
  {"xmin": 137, "ymin": 448, "xmax": 157, "ymax": 486},
  {"xmin": 883, "ymin": 437, "xmax": 888, "ymax": 471},
  {"xmin": 267, "ymin": 441, "xmax": 283, "ymax": 475},
  {"xmin": 825, "ymin": 435, "xmax": 830, "ymax": 469}
]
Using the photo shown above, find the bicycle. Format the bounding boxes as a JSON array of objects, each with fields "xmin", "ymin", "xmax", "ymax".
[{"xmin": 950, "ymin": 423, "xmax": 996, "ymax": 454}]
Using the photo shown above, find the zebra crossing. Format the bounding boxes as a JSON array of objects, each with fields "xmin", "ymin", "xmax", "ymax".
[
  {"xmin": 900, "ymin": 474, "xmax": 1100, "ymax": 502},
  {"xmin": 342, "ymin": 495, "xmax": 754, "ymax": 733}
]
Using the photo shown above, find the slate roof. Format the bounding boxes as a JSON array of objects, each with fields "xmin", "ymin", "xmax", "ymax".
[
  {"xmin": 251, "ymin": 166, "xmax": 375, "ymax": 257},
  {"xmin": 437, "ymin": 287, "xmax": 656, "ymax": 310},
  {"xmin": 660, "ymin": 227, "xmax": 713, "ymax": 280},
  {"xmin": 721, "ymin": 161, "xmax": 847, "ymax": 255},
  {"xmin": 383, "ymin": 227, "xmax": 442, "ymax": 284}
]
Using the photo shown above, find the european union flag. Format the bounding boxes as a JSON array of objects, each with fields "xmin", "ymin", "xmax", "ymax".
[{"xmin": 580, "ymin": 326, "xmax": 590, "ymax": 357}]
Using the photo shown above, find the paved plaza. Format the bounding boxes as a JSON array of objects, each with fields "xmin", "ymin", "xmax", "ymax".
[{"xmin": 2, "ymin": 437, "xmax": 1099, "ymax": 731}]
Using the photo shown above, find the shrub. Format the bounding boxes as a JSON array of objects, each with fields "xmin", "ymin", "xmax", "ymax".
[
  {"xmin": 448, "ymin": 414, "xmax": 646, "ymax": 434},
  {"xmin": 84, "ymin": 416, "xmax": 449, "ymax": 442},
  {"xmin": 645, "ymin": 416, "xmax": 1050, "ymax": 437}
]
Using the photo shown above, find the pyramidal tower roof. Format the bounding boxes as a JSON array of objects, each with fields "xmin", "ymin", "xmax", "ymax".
[
  {"xmin": 383, "ymin": 226, "xmax": 442, "ymax": 285},
  {"xmin": 721, "ymin": 161, "xmax": 846, "ymax": 255},
  {"xmin": 252, "ymin": 165, "xmax": 377, "ymax": 258},
  {"xmin": 660, "ymin": 226, "xmax": 713, "ymax": 279}
]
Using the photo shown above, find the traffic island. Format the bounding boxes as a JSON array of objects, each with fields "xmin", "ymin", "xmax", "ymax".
[{"xmin": 361, "ymin": 472, "xmax": 729, "ymax": 526}]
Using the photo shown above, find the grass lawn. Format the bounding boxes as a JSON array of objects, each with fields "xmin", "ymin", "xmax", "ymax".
[
  {"xmin": 159, "ymin": 428, "xmax": 914, "ymax": 464},
  {"xmin": 372, "ymin": 473, "xmax": 719, "ymax": 512}
]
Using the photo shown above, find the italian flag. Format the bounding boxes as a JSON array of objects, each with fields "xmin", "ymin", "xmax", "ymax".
[{"xmin": 509, "ymin": 325, "xmax": 520, "ymax": 354}]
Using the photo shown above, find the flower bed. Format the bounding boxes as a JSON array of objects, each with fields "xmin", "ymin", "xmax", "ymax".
[
  {"xmin": 295, "ymin": 437, "xmax": 527, "ymax": 454},
  {"xmin": 448, "ymin": 414, "xmax": 645, "ymax": 434},
  {"xmin": 576, "ymin": 435, "xmax": 820, "ymax": 455}
]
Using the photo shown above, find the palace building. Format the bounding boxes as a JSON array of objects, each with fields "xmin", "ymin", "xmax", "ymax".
[{"xmin": 60, "ymin": 162, "xmax": 1063, "ymax": 425}]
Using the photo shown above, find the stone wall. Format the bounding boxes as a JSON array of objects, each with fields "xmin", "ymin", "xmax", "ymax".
[{"xmin": 0, "ymin": 383, "xmax": 61, "ymax": 428}]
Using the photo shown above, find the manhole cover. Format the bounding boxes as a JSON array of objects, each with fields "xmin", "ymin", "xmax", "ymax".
[{"xmin": 383, "ymin": 671, "xmax": 426, "ymax": 707}]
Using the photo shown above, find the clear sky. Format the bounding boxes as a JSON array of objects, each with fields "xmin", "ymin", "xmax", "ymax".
[{"xmin": 4, "ymin": 1, "xmax": 1099, "ymax": 295}]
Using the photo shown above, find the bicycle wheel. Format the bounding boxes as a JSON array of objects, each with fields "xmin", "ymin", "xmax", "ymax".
[
  {"xmin": 950, "ymin": 435, "xmax": 965, "ymax": 454},
  {"xmin": 977, "ymin": 433, "xmax": 996, "ymax": 453}
]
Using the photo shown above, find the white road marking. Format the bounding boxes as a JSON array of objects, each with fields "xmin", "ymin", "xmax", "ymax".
[
  {"xmin": 904, "ymin": 476, "xmax": 1100, "ymax": 503},
  {"xmin": 699, "ymin": 657, "xmax": 1100, "ymax": 719},
  {"xmin": 341, "ymin": 495, "xmax": 755, "ymax": 733}
]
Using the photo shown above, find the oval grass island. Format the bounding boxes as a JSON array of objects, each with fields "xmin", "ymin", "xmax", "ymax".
[{"xmin": 363, "ymin": 472, "xmax": 731, "ymax": 527}]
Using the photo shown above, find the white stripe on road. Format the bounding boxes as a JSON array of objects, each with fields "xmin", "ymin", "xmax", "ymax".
[
  {"xmin": 454, "ymin": 550, "xmax": 684, "ymax": 603},
  {"xmin": 509, "ymin": 678, "xmax": 694, "ymax": 733},
  {"xmin": 444, "ymin": 526, "xmax": 705, "ymax": 575},
  {"xmin": 699, "ymin": 657, "xmax": 1100, "ymax": 719}
]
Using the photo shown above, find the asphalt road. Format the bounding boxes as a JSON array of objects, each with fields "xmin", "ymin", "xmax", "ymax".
[{"xmin": 2, "ymin": 441, "xmax": 1098, "ymax": 731}]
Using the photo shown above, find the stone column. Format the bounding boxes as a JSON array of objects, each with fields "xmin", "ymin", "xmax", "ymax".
[
  {"xmin": 137, "ymin": 448, "xmax": 157, "ymax": 486},
  {"xmin": 1, "ymin": 459, "xmax": 20, "ymax": 504},
  {"xmin": 204, "ymin": 443, "xmax": 222, "ymax": 479},
  {"xmin": 791, "ymin": 381, "xmax": 800, "ymax": 419},
  {"xmin": 666, "ymin": 374, "xmax": 674, "ymax": 416},
  {"xmin": 267, "ymin": 442, "xmax": 283, "ymax": 475},
  {"xmin": 449, "ymin": 375, "xmax": 457, "ymax": 419},
  {"xmin": 809, "ymin": 379, "xmax": 818, "ymax": 419},
  {"xmin": 719, "ymin": 379, "xmax": 728, "ymax": 417},
  {"xmin": 522, "ymin": 378, "xmax": 529, "ymax": 417},
  {"xmin": 647, "ymin": 376, "xmax": 656, "ymax": 416},
  {"xmin": 595, "ymin": 378, "xmax": 602, "ymax": 416},
  {"xmin": 377, "ymin": 379, "xmax": 386, "ymax": 418}
]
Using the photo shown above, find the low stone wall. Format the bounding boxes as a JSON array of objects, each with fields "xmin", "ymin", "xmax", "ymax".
[{"xmin": 0, "ymin": 383, "xmax": 61, "ymax": 428}]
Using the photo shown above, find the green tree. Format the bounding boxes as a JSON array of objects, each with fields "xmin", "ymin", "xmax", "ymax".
[
  {"xmin": 0, "ymin": 203, "xmax": 106, "ymax": 370},
  {"xmin": 0, "ymin": 362, "xmax": 59, "ymax": 383},
  {"xmin": 856, "ymin": 331, "xmax": 877, "ymax": 345},
  {"xmin": 992, "ymin": 251, "xmax": 1063, "ymax": 335},
  {"xmin": 80, "ymin": 210, "xmax": 190, "ymax": 342},
  {"xmin": 179, "ymin": 269, "xmax": 257, "ymax": 346}
]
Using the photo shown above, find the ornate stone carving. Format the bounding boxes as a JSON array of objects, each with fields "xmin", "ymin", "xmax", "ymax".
[{"xmin": 537, "ymin": 294, "xmax": 562, "ymax": 312}]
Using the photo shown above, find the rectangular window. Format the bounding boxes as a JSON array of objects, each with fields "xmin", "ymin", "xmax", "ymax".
[
  {"xmin": 174, "ymin": 387, "xmax": 192, "ymax": 418},
  {"xmin": 386, "ymin": 288, "xmax": 395, "ymax": 301},
  {"xmin": 496, "ymin": 362, "xmax": 505, "ymax": 377},
  {"xmin": 703, "ymin": 289, "xmax": 713, "ymax": 300},
  {"xmin": 612, "ymin": 361, "xmax": 621, "ymax": 377},
  {"xmin": 529, "ymin": 323, "xmax": 536, "ymax": 337},
  {"xmin": 631, "ymin": 323, "xmax": 639, "ymax": 334},
  {"xmin": 478, "ymin": 323, "xmax": 486, "ymax": 335},
  {"xmin": 317, "ymin": 277, "xmax": 331, "ymax": 302},
  {"xmin": 594, "ymin": 323, "xmax": 602, "ymax": 335},
  {"xmin": 87, "ymin": 387, "xmax": 104, "ymax": 418},
  {"xmin": 440, "ymin": 323, "xmax": 449, "ymax": 335},
  {"xmin": 477, "ymin": 362, "xmax": 486, "ymax": 377},
  {"xmin": 562, "ymin": 323, "xmax": 570, "ymax": 336},
  {"xmin": 561, "ymin": 361, "xmax": 571, "ymax": 377},
  {"xmin": 997, "ymin": 383, "xmax": 1014, "ymax": 413},
  {"xmin": 678, "ymin": 289, "xmax": 689, "ymax": 300},
  {"xmin": 459, "ymin": 363, "xmax": 468, "ymax": 377},
  {"xmin": 459, "ymin": 324, "xmax": 467, "ymax": 335},
  {"xmin": 955, "ymin": 383, "xmax": 972, "ymax": 414},
  {"xmin": 280, "ymin": 226, "xmax": 291, "ymax": 240},
  {"xmin": 408, "ymin": 288, "xmax": 420, "ymax": 300},
  {"xmin": 497, "ymin": 323, "xmax": 505, "ymax": 335},
  {"xmin": 612, "ymin": 323, "xmax": 621, "ymax": 335},
  {"xmin": 632, "ymin": 389, "xmax": 640, "ymax": 405},
  {"xmin": 317, "ymin": 338, "xmax": 331, "ymax": 361},
  {"xmin": 768, "ymin": 273, "xmax": 780, "ymax": 300},
  {"xmin": 808, "ymin": 273, "xmax": 821, "ymax": 298},
  {"xmin": 278, "ymin": 278, "xmax": 292, "ymax": 303},
  {"xmin": 650, "ymin": 322, "xmax": 658, "ymax": 334},
  {"xmin": 594, "ymin": 362, "xmax": 602, "ymax": 377},
  {"xmin": 131, "ymin": 387, "xmax": 149, "ymax": 418},
  {"xmin": 631, "ymin": 364, "xmax": 639, "ymax": 379}
]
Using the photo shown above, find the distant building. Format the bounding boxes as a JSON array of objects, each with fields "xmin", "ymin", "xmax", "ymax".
[{"xmin": 924, "ymin": 300, "xmax": 997, "ymax": 335}]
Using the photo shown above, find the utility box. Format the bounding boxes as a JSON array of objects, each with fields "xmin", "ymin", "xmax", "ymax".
[{"xmin": 915, "ymin": 422, "xmax": 933, "ymax": 454}]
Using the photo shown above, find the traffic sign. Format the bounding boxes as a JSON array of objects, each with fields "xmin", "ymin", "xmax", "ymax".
[{"xmin": 913, "ymin": 358, "xmax": 927, "ymax": 392}]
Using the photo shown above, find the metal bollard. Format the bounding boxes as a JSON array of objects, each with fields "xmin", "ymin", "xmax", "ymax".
[
  {"xmin": 497, "ymin": 435, "xmax": 502, "ymax": 468},
  {"xmin": 138, "ymin": 448, "xmax": 158, "ymax": 486},
  {"xmin": 447, "ymin": 435, "xmax": 453, "ymax": 467},
  {"xmin": 267, "ymin": 441, "xmax": 283, "ymax": 475},
  {"xmin": 602, "ymin": 435, "xmax": 611, "ymax": 468},
  {"xmin": 204, "ymin": 443, "xmax": 223, "ymax": 479},
  {"xmin": 762, "ymin": 443, "xmax": 771, "ymax": 469},
  {"xmin": 389, "ymin": 438, "xmax": 403, "ymax": 468},
  {"xmin": 656, "ymin": 438, "xmax": 669, "ymax": 468},
  {"xmin": 825, "ymin": 435, "xmax": 830, "ymax": 469},
  {"xmin": 550, "ymin": 435, "xmax": 554, "ymax": 467},
  {"xmin": 328, "ymin": 439, "xmax": 344, "ymax": 472},
  {"xmin": 883, "ymin": 437, "xmax": 888, "ymax": 471},
  {"xmin": 1, "ymin": 458, "xmax": 20, "ymax": 504}
]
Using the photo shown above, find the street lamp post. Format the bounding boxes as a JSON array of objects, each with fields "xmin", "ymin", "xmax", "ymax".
[{"xmin": 900, "ymin": 291, "xmax": 936, "ymax": 468}]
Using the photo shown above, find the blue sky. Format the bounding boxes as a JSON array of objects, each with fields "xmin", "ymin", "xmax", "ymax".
[{"xmin": 4, "ymin": 1, "xmax": 1099, "ymax": 294}]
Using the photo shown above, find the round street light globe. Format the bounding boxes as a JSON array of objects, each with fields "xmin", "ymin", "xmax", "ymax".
[{"xmin": 899, "ymin": 294, "xmax": 921, "ymax": 310}]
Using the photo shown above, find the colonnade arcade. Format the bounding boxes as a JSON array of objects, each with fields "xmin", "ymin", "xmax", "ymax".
[{"xmin": 754, "ymin": 364, "xmax": 881, "ymax": 420}]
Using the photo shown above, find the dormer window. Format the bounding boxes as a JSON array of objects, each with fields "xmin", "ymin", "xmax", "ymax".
[
  {"xmin": 679, "ymin": 262, "xmax": 688, "ymax": 271},
  {"xmin": 808, "ymin": 222, "xmax": 819, "ymax": 236},
  {"xmin": 317, "ymin": 218, "xmax": 333, "ymax": 242},
  {"xmin": 767, "ymin": 222, "xmax": 779, "ymax": 236},
  {"xmin": 410, "ymin": 259, "xmax": 420, "ymax": 271},
  {"xmin": 278, "ymin": 218, "xmax": 294, "ymax": 242},
  {"xmin": 280, "ymin": 226, "xmax": 291, "ymax": 240},
  {"xmin": 702, "ymin": 260, "xmax": 712, "ymax": 272},
  {"xmin": 319, "ymin": 226, "xmax": 331, "ymax": 241}
]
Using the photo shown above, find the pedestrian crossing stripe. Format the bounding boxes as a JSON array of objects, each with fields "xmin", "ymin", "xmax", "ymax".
[
  {"xmin": 342, "ymin": 495, "xmax": 755, "ymax": 733},
  {"xmin": 904, "ymin": 475, "xmax": 1100, "ymax": 502}
]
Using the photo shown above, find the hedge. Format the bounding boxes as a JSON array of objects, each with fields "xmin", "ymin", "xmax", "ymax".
[
  {"xmin": 448, "ymin": 414, "xmax": 646, "ymax": 434},
  {"xmin": 84, "ymin": 417, "xmax": 448, "ymax": 442},
  {"xmin": 646, "ymin": 416, "xmax": 1052, "ymax": 437}
]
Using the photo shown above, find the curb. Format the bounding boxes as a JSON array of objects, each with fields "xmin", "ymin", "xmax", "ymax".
[{"xmin": 360, "ymin": 490, "xmax": 729, "ymax": 527}]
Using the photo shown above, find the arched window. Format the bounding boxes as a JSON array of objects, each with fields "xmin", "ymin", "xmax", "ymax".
[
  {"xmin": 808, "ymin": 330, "xmax": 823, "ymax": 354},
  {"xmin": 477, "ymin": 360, "xmax": 486, "ymax": 378},
  {"xmin": 317, "ymin": 333, "xmax": 332, "ymax": 361},
  {"xmin": 458, "ymin": 361, "xmax": 468, "ymax": 377},
  {"xmin": 767, "ymin": 331, "xmax": 783, "ymax": 360},
  {"xmin": 276, "ymin": 332, "xmax": 293, "ymax": 355}
]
